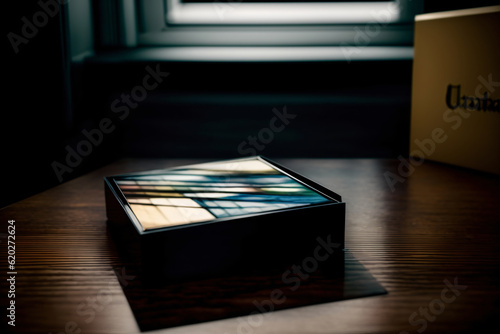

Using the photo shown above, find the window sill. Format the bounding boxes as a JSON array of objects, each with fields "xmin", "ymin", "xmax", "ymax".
[{"xmin": 85, "ymin": 46, "xmax": 413, "ymax": 63}]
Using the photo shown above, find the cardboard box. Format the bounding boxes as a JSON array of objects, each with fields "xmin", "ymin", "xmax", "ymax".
[{"xmin": 410, "ymin": 6, "xmax": 500, "ymax": 174}]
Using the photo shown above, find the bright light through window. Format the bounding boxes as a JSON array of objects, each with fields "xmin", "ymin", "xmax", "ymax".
[{"xmin": 166, "ymin": 0, "xmax": 406, "ymax": 25}]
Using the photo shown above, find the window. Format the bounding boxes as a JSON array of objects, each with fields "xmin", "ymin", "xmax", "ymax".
[
  {"xmin": 166, "ymin": 0, "xmax": 418, "ymax": 25},
  {"xmin": 89, "ymin": 0, "xmax": 423, "ymax": 61}
]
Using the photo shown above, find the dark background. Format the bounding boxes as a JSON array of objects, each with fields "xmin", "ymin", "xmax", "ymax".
[{"xmin": 2, "ymin": 0, "xmax": 498, "ymax": 208}]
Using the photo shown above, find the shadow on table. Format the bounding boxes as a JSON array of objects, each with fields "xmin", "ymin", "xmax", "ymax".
[{"xmin": 115, "ymin": 250, "xmax": 386, "ymax": 331}]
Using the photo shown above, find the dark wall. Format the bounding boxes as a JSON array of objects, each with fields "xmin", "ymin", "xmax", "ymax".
[
  {"xmin": 2, "ymin": 1, "xmax": 69, "ymax": 208},
  {"xmin": 81, "ymin": 58, "xmax": 413, "ymax": 160}
]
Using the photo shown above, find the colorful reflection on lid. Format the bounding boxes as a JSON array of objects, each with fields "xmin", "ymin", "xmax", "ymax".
[{"xmin": 114, "ymin": 158, "xmax": 331, "ymax": 231}]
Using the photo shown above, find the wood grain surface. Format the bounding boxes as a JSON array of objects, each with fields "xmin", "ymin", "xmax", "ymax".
[{"xmin": 1, "ymin": 158, "xmax": 499, "ymax": 334}]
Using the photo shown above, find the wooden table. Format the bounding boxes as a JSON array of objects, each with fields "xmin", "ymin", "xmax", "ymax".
[{"xmin": 1, "ymin": 158, "xmax": 499, "ymax": 334}]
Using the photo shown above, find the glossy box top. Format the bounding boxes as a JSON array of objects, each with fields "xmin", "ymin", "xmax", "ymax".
[{"xmin": 106, "ymin": 156, "xmax": 340, "ymax": 232}]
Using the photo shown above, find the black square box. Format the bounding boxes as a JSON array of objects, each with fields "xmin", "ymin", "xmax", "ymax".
[{"xmin": 104, "ymin": 156, "xmax": 345, "ymax": 281}]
